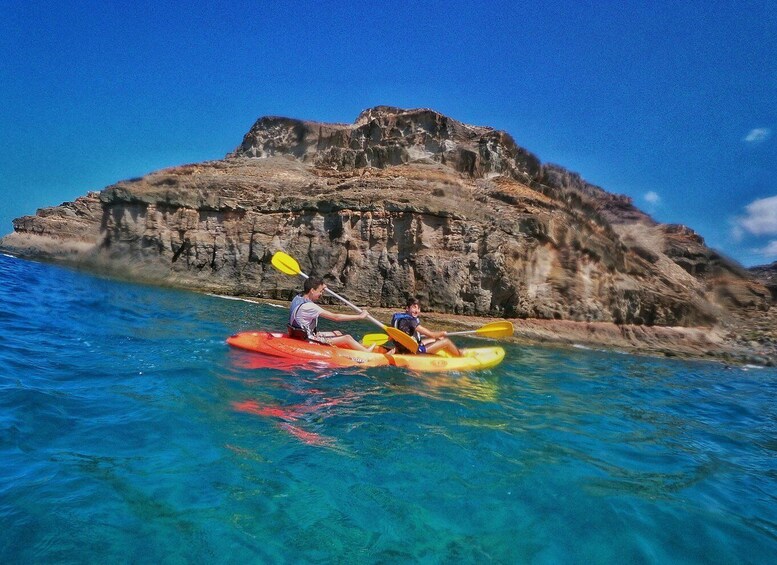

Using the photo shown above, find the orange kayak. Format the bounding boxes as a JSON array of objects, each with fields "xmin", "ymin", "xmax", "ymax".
[{"xmin": 226, "ymin": 331, "xmax": 505, "ymax": 373}]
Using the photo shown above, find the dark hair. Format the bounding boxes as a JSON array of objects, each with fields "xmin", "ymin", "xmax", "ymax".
[
  {"xmin": 304, "ymin": 277, "xmax": 325, "ymax": 293},
  {"xmin": 405, "ymin": 296, "xmax": 420, "ymax": 308}
]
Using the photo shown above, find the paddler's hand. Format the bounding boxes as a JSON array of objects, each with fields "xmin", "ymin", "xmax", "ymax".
[{"xmin": 357, "ymin": 310, "xmax": 369, "ymax": 319}]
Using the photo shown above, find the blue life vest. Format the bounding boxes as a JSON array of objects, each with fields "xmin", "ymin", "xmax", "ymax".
[{"xmin": 391, "ymin": 312, "xmax": 426, "ymax": 353}]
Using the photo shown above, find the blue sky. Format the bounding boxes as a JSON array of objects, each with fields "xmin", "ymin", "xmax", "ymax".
[{"xmin": 2, "ymin": 0, "xmax": 776, "ymax": 266}]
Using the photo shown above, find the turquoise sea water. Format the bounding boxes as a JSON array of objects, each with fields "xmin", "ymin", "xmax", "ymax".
[{"xmin": 1, "ymin": 253, "xmax": 776, "ymax": 564}]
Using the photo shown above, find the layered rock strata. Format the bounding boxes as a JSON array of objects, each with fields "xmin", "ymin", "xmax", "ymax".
[{"xmin": 1, "ymin": 107, "xmax": 771, "ymax": 329}]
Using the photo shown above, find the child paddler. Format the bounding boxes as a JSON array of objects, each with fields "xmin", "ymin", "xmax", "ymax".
[
  {"xmin": 288, "ymin": 277, "xmax": 374, "ymax": 352},
  {"xmin": 390, "ymin": 297, "xmax": 461, "ymax": 356}
]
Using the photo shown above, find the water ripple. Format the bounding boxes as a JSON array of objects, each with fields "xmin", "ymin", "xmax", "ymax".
[{"xmin": 1, "ymin": 255, "xmax": 776, "ymax": 562}]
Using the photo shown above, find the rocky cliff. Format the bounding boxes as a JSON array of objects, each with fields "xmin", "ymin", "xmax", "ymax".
[{"xmin": 1, "ymin": 106, "xmax": 771, "ymax": 328}]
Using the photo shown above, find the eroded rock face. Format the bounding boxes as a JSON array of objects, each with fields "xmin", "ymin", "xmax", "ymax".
[
  {"xmin": 1, "ymin": 107, "xmax": 770, "ymax": 325},
  {"xmin": 750, "ymin": 261, "xmax": 777, "ymax": 301},
  {"xmin": 231, "ymin": 106, "xmax": 543, "ymax": 183}
]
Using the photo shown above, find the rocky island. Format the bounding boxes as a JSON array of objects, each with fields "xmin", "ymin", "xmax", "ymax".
[{"xmin": 2, "ymin": 106, "xmax": 774, "ymax": 365}]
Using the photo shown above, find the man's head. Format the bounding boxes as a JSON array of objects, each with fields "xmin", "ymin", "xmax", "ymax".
[{"xmin": 303, "ymin": 277, "xmax": 326, "ymax": 300}]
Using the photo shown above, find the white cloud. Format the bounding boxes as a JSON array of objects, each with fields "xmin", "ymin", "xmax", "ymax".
[
  {"xmin": 736, "ymin": 195, "xmax": 777, "ymax": 236},
  {"xmin": 743, "ymin": 128, "xmax": 771, "ymax": 143},
  {"xmin": 757, "ymin": 240, "xmax": 777, "ymax": 258},
  {"xmin": 644, "ymin": 191, "xmax": 660, "ymax": 204}
]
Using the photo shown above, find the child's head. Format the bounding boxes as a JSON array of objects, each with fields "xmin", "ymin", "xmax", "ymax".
[{"xmin": 405, "ymin": 296, "xmax": 421, "ymax": 316}]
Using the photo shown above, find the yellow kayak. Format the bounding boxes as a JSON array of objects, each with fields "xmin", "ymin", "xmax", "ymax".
[{"xmin": 227, "ymin": 331, "xmax": 505, "ymax": 373}]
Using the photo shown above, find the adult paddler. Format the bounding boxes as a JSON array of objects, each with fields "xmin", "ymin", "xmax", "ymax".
[{"xmin": 288, "ymin": 276, "xmax": 374, "ymax": 352}]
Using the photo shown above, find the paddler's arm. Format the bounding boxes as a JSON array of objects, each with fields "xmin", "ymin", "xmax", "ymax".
[
  {"xmin": 416, "ymin": 324, "xmax": 447, "ymax": 340},
  {"xmin": 319, "ymin": 309, "xmax": 370, "ymax": 323}
]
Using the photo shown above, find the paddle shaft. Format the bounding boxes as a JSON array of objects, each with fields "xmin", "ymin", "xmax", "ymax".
[{"xmin": 324, "ymin": 289, "xmax": 387, "ymax": 331}]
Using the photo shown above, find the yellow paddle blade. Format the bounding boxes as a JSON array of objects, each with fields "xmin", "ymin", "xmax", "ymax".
[
  {"xmin": 383, "ymin": 326, "xmax": 419, "ymax": 354},
  {"xmin": 446, "ymin": 320, "xmax": 514, "ymax": 338},
  {"xmin": 362, "ymin": 333, "xmax": 390, "ymax": 347},
  {"xmin": 271, "ymin": 251, "xmax": 302, "ymax": 276},
  {"xmin": 473, "ymin": 321, "xmax": 514, "ymax": 338}
]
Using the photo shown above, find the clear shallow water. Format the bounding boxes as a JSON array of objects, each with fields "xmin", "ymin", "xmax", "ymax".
[{"xmin": 1, "ymin": 254, "xmax": 775, "ymax": 564}]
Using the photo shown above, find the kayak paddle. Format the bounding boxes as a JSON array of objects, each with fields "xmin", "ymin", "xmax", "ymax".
[
  {"xmin": 446, "ymin": 320, "xmax": 514, "ymax": 337},
  {"xmin": 361, "ymin": 320, "xmax": 514, "ymax": 346},
  {"xmin": 270, "ymin": 251, "xmax": 419, "ymax": 353}
]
